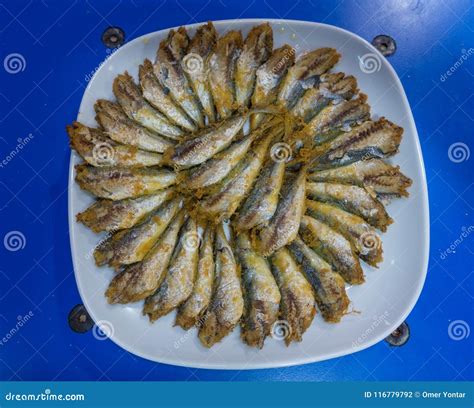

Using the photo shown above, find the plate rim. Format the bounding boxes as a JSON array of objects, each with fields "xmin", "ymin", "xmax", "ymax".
[{"xmin": 68, "ymin": 18, "xmax": 430, "ymax": 370}]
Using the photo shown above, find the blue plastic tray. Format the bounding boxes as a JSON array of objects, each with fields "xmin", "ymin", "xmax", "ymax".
[{"xmin": 0, "ymin": 0, "xmax": 472, "ymax": 381}]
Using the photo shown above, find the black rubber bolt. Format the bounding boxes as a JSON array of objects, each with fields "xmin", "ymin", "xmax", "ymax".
[
  {"xmin": 385, "ymin": 321, "xmax": 410, "ymax": 346},
  {"xmin": 371, "ymin": 35, "xmax": 397, "ymax": 57},
  {"xmin": 102, "ymin": 26, "xmax": 125, "ymax": 49},
  {"xmin": 68, "ymin": 304, "xmax": 94, "ymax": 333}
]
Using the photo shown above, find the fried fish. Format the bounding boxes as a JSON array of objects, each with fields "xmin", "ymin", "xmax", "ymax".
[
  {"xmin": 235, "ymin": 152, "xmax": 286, "ymax": 230},
  {"xmin": 309, "ymin": 158, "xmax": 412, "ymax": 198},
  {"xmin": 306, "ymin": 199, "xmax": 383, "ymax": 266},
  {"xmin": 76, "ymin": 189, "xmax": 174, "ymax": 233},
  {"xmin": 105, "ymin": 211, "xmax": 185, "ymax": 304},
  {"xmin": 183, "ymin": 131, "xmax": 255, "ymax": 190},
  {"xmin": 250, "ymin": 44, "xmax": 295, "ymax": 128},
  {"xmin": 287, "ymin": 237, "xmax": 349, "ymax": 322},
  {"xmin": 139, "ymin": 59, "xmax": 196, "ymax": 132},
  {"xmin": 113, "ymin": 72, "xmax": 183, "ymax": 139},
  {"xmin": 235, "ymin": 23, "xmax": 273, "ymax": 108},
  {"xmin": 197, "ymin": 124, "xmax": 281, "ymax": 222},
  {"xmin": 164, "ymin": 113, "xmax": 248, "ymax": 169},
  {"xmin": 291, "ymin": 73, "xmax": 358, "ymax": 123},
  {"xmin": 95, "ymin": 99, "xmax": 174, "ymax": 153},
  {"xmin": 300, "ymin": 215, "xmax": 364, "ymax": 284},
  {"xmin": 154, "ymin": 27, "xmax": 205, "ymax": 127},
  {"xmin": 236, "ymin": 232, "xmax": 280, "ymax": 348},
  {"xmin": 68, "ymin": 122, "xmax": 163, "ymax": 167},
  {"xmin": 198, "ymin": 225, "xmax": 244, "ymax": 347},
  {"xmin": 306, "ymin": 182, "xmax": 393, "ymax": 231},
  {"xmin": 256, "ymin": 165, "xmax": 307, "ymax": 256},
  {"xmin": 297, "ymin": 94, "xmax": 371, "ymax": 145},
  {"xmin": 184, "ymin": 22, "xmax": 218, "ymax": 123},
  {"xmin": 75, "ymin": 164, "xmax": 176, "ymax": 200},
  {"xmin": 176, "ymin": 223, "xmax": 215, "ymax": 329},
  {"xmin": 208, "ymin": 30, "xmax": 243, "ymax": 119},
  {"xmin": 94, "ymin": 197, "xmax": 182, "ymax": 268},
  {"xmin": 312, "ymin": 118, "xmax": 404, "ymax": 170},
  {"xmin": 277, "ymin": 47, "xmax": 340, "ymax": 109},
  {"xmin": 143, "ymin": 216, "xmax": 199, "ymax": 321},
  {"xmin": 270, "ymin": 248, "xmax": 316, "ymax": 345}
]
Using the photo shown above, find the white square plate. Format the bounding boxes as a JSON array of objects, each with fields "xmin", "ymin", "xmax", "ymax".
[{"xmin": 68, "ymin": 19, "xmax": 430, "ymax": 369}]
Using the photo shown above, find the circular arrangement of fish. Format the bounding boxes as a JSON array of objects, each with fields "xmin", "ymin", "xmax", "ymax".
[{"xmin": 69, "ymin": 22, "xmax": 412, "ymax": 348}]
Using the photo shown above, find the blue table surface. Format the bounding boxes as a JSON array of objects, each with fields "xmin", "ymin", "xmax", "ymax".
[{"xmin": 0, "ymin": 0, "xmax": 473, "ymax": 382}]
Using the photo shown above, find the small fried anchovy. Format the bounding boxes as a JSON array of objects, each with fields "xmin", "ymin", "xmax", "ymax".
[
  {"xmin": 291, "ymin": 73, "xmax": 358, "ymax": 123},
  {"xmin": 105, "ymin": 211, "xmax": 185, "ymax": 304},
  {"xmin": 270, "ymin": 248, "xmax": 316, "ymax": 345},
  {"xmin": 312, "ymin": 118, "xmax": 403, "ymax": 170},
  {"xmin": 95, "ymin": 100, "xmax": 175, "ymax": 153},
  {"xmin": 306, "ymin": 182, "xmax": 393, "ymax": 231},
  {"xmin": 257, "ymin": 165, "xmax": 307, "ymax": 256},
  {"xmin": 277, "ymin": 48, "xmax": 340, "ymax": 109},
  {"xmin": 208, "ymin": 30, "xmax": 243, "ymax": 119},
  {"xmin": 154, "ymin": 27, "xmax": 205, "ymax": 127},
  {"xmin": 75, "ymin": 164, "xmax": 177, "ymax": 200},
  {"xmin": 287, "ymin": 237, "xmax": 349, "ymax": 323},
  {"xmin": 164, "ymin": 113, "xmax": 248, "ymax": 169},
  {"xmin": 197, "ymin": 125, "xmax": 281, "ymax": 222},
  {"xmin": 199, "ymin": 225, "xmax": 244, "ymax": 347},
  {"xmin": 236, "ymin": 232, "xmax": 280, "ymax": 348},
  {"xmin": 76, "ymin": 189, "xmax": 174, "ymax": 233},
  {"xmin": 306, "ymin": 199, "xmax": 383, "ymax": 267},
  {"xmin": 235, "ymin": 23, "xmax": 273, "ymax": 109},
  {"xmin": 68, "ymin": 122, "xmax": 163, "ymax": 167},
  {"xmin": 183, "ymin": 132, "xmax": 255, "ymax": 190},
  {"xmin": 94, "ymin": 197, "xmax": 182, "ymax": 268},
  {"xmin": 309, "ymin": 158, "xmax": 411, "ymax": 198},
  {"xmin": 139, "ymin": 59, "xmax": 196, "ymax": 132},
  {"xmin": 251, "ymin": 44, "xmax": 295, "ymax": 128},
  {"xmin": 297, "ymin": 94, "xmax": 371, "ymax": 145},
  {"xmin": 113, "ymin": 72, "xmax": 183, "ymax": 139},
  {"xmin": 300, "ymin": 215, "xmax": 364, "ymax": 284},
  {"xmin": 176, "ymin": 223, "xmax": 215, "ymax": 329},
  {"xmin": 143, "ymin": 216, "xmax": 199, "ymax": 322},
  {"xmin": 184, "ymin": 22, "xmax": 218, "ymax": 123},
  {"xmin": 235, "ymin": 154, "xmax": 286, "ymax": 230}
]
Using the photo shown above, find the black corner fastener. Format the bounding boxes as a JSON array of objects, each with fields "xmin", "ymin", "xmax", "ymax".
[
  {"xmin": 385, "ymin": 321, "xmax": 410, "ymax": 346},
  {"xmin": 372, "ymin": 35, "xmax": 397, "ymax": 57},
  {"xmin": 102, "ymin": 26, "xmax": 125, "ymax": 49},
  {"xmin": 68, "ymin": 304, "xmax": 94, "ymax": 333}
]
